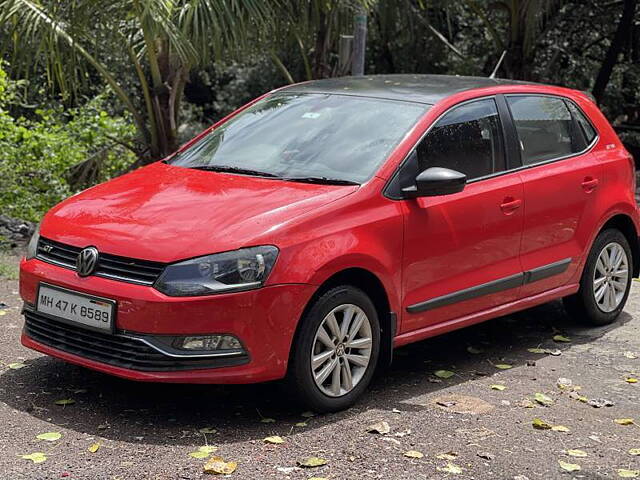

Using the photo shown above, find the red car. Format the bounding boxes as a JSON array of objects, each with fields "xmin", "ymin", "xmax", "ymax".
[{"xmin": 20, "ymin": 75, "xmax": 639, "ymax": 412}]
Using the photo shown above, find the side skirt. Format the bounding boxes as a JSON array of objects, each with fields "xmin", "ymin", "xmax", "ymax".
[{"xmin": 394, "ymin": 283, "xmax": 579, "ymax": 348}]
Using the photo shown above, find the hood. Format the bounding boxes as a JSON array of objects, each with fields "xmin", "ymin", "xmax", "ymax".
[{"xmin": 42, "ymin": 162, "xmax": 357, "ymax": 262}]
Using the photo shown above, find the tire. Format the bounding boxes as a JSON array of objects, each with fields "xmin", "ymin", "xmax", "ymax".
[
  {"xmin": 287, "ymin": 285, "xmax": 380, "ymax": 413},
  {"xmin": 563, "ymin": 228, "xmax": 633, "ymax": 326}
]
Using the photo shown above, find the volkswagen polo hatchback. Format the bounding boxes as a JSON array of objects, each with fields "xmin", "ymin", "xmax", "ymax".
[{"xmin": 20, "ymin": 75, "xmax": 639, "ymax": 412}]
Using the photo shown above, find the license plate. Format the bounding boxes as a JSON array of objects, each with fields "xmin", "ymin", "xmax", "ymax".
[{"xmin": 36, "ymin": 283, "xmax": 115, "ymax": 332}]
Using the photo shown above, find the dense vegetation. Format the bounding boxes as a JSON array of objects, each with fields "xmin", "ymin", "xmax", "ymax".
[{"xmin": 0, "ymin": 0, "xmax": 638, "ymax": 222}]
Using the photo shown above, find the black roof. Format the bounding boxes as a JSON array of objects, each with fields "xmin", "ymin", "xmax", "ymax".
[{"xmin": 278, "ymin": 74, "xmax": 536, "ymax": 105}]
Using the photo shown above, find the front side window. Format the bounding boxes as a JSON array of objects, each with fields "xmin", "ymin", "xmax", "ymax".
[
  {"xmin": 168, "ymin": 94, "xmax": 428, "ymax": 184},
  {"xmin": 507, "ymin": 95, "xmax": 580, "ymax": 165},
  {"xmin": 415, "ymin": 98, "xmax": 504, "ymax": 181}
]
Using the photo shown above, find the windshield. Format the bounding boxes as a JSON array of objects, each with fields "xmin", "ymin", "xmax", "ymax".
[{"xmin": 168, "ymin": 93, "xmax": 428, "ymax": 183}]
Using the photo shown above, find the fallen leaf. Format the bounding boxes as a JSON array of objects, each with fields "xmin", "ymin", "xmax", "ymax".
[
  {"xmin": 297, "ymin": 457, "xmax": 328, "ymax": 468},
  {"xmin": 552, "ymin": 425, "xmax": 570, "ymax": 432},
  {"xmin": 21, "ymin": 452, "xmax": 47, "ymax": 463},
  {"xmin": 494, "ymin": 364, "xmax": 513, "ymax": 370},
  {"xmin": 8, "ymin": 362, "xmax": 27, "ymax": 369},
  {"xmin": 467, "ymin": 346, "xmax": 483, "ymax": 354},
  {"xmin": 0, "ymin": 311, "xmax": 6, "ymax": 316},
  {"xmin": 569, "ymin": 391, "xmax": 589, "ymax": 403},
  {"xmin": 491, "ymin": 384, "xmax": 507, "ymax": 391},
  {"xmin": 626, "ymin": 377, "xmax": 638, "ymax": 384},
  {"xmin": 203, "ymin": 456, "xmax": 237, "ymax": 474},
  {"xmin": 615, "ymin": 418, "xmax": 635, "ymax": 425},
  {"xmin": 436, "ymin": 452, "xmax": 458, "ymax": 460},
  {"xmin": 547, "ymin": 349, "xmax": 562, "ymax": 356},
  {"xmin": 367, "ymin": 421, "xmax": 390, "ymax": 434},
  {"xmin": 392, "ymin": 408, "xmax": 402, "ymax": 414},
  {"xmin": 190, "ymin": 445, "xmax": 218, "ymax": 458},
  {"xmin": 557, "ymin": 378, "xmax": 573, "ymax": 389},
  {"xmin": 434, "ymin": 370, "xmax": 455, "ymax": 379},
  {"xmin": 528, "ymin": 348, "xmax": 547, "ymax": 354},
  {"xmin": 534, "ymin": 393, "xmax": 554, "ymax": 406},
  {"xmin": 521, "ymin": 399, "xmax": 536, "ymax": 408},
  {"xmin": 618, "ymin": 469, "xmax": 640, "ymax": 478},
  {"xmin": 558, "ymin": 460, "xmax": 581, "ymax": 472},
  {"xmin": 437, "ymin": 463, "xmax": 463, "ymax": 474},
  {"xmin": 264, "ymin": 436, "xmax": 284, "ymax": 444},
  {"xmin": 295, "ymin": 422, "xmax": 307, "ymax": 427},
  {"xmin": 260, "ymin": 418, "xmax": 276, "ymax": 424},
  {"xmin": 54, "ymin": 399, "xmax": 75, "ymax": 406},
  {"xmin": 36, "ymin": 432, "xmax": 61, "ymax": 442},
  {"xmin": 199, "ymin": 446, "xmax": 218, "ymax": 453},
  {"xmin": 88, "ymin": 443, "xmax": 100, "ymax": 453},
  {"xmin": 189, "ymin": 451, "xmax": 210, "ymax": 459},
  {"xmin": 553, "ymin": 335, "xmax": 571, "ymax": 343},
  {"xmin": 629, "ymin": 448, "xmax": 640, "ymax": 456},
  {"xmin": 198, "ymin": 427, "xmax": 217, "ymax": 434},
  {"xmin": 624, "ymin": 351, "xmax": 638, "ymax": 359},
  {"xmin": 532, "ymin": 418, "xmax": 552, "ymax": 430},
  {"xmin": 567, "ymin": 449, "xmax": 588, "ymax": 458},
  {"xmin": 404, "ymin": 450, "xmax": 424, "ymax": 459}
]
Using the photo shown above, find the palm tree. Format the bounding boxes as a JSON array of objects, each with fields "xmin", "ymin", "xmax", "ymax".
[{"xmin": 0, "ymin": 0, "xmax": 277, "ymax": 162}]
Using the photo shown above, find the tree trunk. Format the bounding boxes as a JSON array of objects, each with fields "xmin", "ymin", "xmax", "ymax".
[{"xmin": 592, "ymin": 0, "xmax": 638, "ymax": 103}]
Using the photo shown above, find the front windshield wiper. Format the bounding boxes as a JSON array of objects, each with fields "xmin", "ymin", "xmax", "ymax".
[
  {"xmin": 188, "ymin": 165, "xmax": 278, "ymax": 178},
  {"xmin": 282, "ymin": 176, "xmax": 360, "ymax": 186}
]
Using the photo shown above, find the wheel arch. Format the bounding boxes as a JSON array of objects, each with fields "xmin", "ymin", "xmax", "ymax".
[
  {"xmin": 288, "ymin": 267, "xmax": 396, "ymax": 373},
  {"xmin": 600, "ymin": 213, "xmax": 640, "ymax": 277}
]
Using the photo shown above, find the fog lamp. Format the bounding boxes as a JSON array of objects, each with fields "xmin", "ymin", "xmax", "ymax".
[{"xmin": 172, "ymin": 335, "xmax": 242, "ymax": 351}]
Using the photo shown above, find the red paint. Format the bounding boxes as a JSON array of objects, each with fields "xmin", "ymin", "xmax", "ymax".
[{"xmin": 20, "ymin": 80, "xmax": 639, "ymax": 384}]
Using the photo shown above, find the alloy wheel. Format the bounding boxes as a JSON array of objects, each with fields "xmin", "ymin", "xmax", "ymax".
[
  {"xmin": 593, "ymin": 241, "xmax": 629, "ymax": 313},
  {"xmin": 311, "ymin": 304, "xmax": 373, "ymax": 397}
]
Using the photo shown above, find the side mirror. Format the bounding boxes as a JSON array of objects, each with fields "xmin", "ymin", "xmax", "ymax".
[{"xmin": 402, "ymin": 167, "xmax": 467, "ymax": 198}]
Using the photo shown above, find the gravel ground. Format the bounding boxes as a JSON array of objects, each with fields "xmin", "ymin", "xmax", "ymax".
[{"xmin": 1, "ymin": 253, "xmax": 639, "ymax": 480}]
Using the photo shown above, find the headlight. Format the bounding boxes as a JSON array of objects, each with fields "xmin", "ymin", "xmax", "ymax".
[
  {"xmin": 154, "ymin": 246, "xmax": 279, "ymax": 297},
  {"xmin": 25, "ymin": 223, "xmax": 40, "ymax": 260}
]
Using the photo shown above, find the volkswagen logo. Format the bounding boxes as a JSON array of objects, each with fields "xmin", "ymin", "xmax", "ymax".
[{"xmin": 76, "ymin": 247, "xmax": 99, "ymax": 277}]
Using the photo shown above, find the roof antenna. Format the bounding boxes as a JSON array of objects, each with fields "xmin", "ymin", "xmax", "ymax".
[{"xmin": 489, "ymin": 50, "xmax": 507, "ymax": 79}]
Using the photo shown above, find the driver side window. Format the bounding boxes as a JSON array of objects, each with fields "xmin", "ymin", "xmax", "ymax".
[{"xmin": 416, "ymin": 98, "xmax": 505, "ymax": 180}]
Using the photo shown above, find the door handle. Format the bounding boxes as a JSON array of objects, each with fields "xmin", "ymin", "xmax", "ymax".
[
  {"xmin": 581, "ymin": 177, "xmax": 599, "ymax": 193},
  {"xmin": 500, "ymin": 197, "xmax": 522, "ymax": 215}
]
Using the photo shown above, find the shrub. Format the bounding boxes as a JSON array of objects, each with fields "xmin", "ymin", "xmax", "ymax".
[{"xmin": 0, "ymin": 64, "xmax": 137, "ymax": 222}]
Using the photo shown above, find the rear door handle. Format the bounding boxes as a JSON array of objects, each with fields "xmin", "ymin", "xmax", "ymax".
[
  {"xmin": 581, "ymin": 177, "xmax": 599, "ymax": 193},
  {"xmin": 500, "ymin": 197, "xmax": 522, "ymax": 215}
]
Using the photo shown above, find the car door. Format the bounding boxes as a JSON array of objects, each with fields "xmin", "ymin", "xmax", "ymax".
[
  {"xmin": 399, "ymin": 97, "xmax": 525, "ymax": 334},
  {"xmin": 505, "ymin": 95, "xmax": 602, "ymax": 298}
]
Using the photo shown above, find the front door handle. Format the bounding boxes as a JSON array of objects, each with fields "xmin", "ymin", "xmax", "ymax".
[
  {"xmin": 581, "ymin": 177, "xmax": 599, "ymax": 193},
  {"xmin": 500, "ymin": 197, "xmax": 522, "ymax": 215}
]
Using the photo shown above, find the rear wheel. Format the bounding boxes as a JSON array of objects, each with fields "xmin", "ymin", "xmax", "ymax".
[
  {"xmin": 563, "ymin": 229, "xmax": 633, "ymax": 325},
  {"xmin": 287, "ymin": 285, "xmax": 380, "ymax": 412}
]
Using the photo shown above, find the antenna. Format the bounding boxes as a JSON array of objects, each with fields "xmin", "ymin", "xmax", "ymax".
[{"xmin": 489, "ymin": 50, "xmax": 507, "ymax": 79}]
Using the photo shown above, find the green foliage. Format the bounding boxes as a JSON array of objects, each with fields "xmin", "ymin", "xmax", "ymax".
[{"xmin": 0, "ymin": 64, "xmax": 136, "ymax": 222}]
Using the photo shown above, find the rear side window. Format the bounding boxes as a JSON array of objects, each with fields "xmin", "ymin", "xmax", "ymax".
[
  {"xmin": 416, "ymin": 98, "xmax": 504, "ymax": 180},
  {"xmin": 507, "ymin": 96, "xmax": 579, "ymax": 165},
  {"xmin": 566, "ymin": 101, "xmax": 597, "ymax": 145}
]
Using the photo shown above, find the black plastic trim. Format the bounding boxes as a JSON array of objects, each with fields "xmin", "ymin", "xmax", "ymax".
[
  {"xmin": 407, "ymin": 258, "xmax": 572, "ymax": 314},
  {"xmin": 524, "ymin": 258, "xmax": 572, "ymax": 284}
]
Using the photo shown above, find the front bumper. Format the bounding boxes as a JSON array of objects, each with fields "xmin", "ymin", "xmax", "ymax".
[{"xmin": 19, "ymin": 258, "xmax": 316, "ymax": 383}]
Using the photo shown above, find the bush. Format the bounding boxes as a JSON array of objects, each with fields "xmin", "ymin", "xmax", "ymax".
[{"xmin": 0, "ymin": 64, "xmax": 137, "ymax": 222}]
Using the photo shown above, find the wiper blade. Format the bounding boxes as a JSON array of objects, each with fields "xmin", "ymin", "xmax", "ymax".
[
  {"xmin": 282, "ymin": 176, "xmax": 360, "ymax": 186},
  {"xmin": 189, "ymin": 165, "xmax": 278, "ymax": 178}
]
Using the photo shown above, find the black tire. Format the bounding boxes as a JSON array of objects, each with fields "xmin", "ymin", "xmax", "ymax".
[
  {"xmin": 286, "ymin": 285, "xmax": 380, "ymax": 413},
  {"xmin": 563, "ymin": 229, "xmax": 633, "ymax": 326}
]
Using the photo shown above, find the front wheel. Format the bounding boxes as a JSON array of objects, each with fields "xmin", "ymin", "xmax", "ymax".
[
  {"xmin": 563, "ymin": 228, "xmax": 633, "ymax": 326},
  {"xmin": 287, "ymin": 285, "xmax": 380, "ymax": 412}
]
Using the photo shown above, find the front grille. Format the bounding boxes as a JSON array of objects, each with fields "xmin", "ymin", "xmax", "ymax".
[
  {"xmin": 36, "ymin": 237, "xmax": 166, "ymax": 286},
  {"xmin": 24, "ymin": 309, "xmax": 248, "ymax": 371}
]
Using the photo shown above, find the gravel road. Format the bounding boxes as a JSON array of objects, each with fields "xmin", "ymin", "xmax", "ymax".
[{"xmin": 1, "ymin": 254, "xmax": 639, "ymax": 480}]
